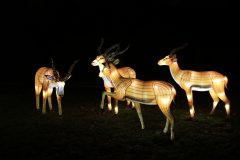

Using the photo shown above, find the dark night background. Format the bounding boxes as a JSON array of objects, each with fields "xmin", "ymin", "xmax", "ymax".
[
  {"xmin": 1, "ymin": 1, "xmax": 240, "ymax": 159},
  {"xmin": 3, "ymin": 1, "xmax": 239, "ymax": 88}
]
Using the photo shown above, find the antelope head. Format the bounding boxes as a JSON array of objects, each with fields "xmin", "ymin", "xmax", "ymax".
[
  {"xmin": 158, "ymin": 43, "xmax": 188, "ymax": 66},
  {"xmin": 91, "ymin": 38, "xmax": 129, "ymax": 67},
  {"xmin": 46, "ymin": 58, "xmax": 79, "ymax": 97},
  {"xmin": 158, "ymin": 54, "xmax": 177, "ymax": 66},
  {"xmin": 91, "ymin": 39, "xmax": 134, "ymax": 114}
]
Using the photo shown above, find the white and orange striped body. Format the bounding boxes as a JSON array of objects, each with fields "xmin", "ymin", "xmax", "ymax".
[
  {"xmin": 100, "ymin": 63, "xmax": 176, "ymax": 140},
  {"xmin": 158, "ymin": 54, "xmax": 230, "ymax": 119},
  {"xmin": 92, "ymin": 55, "xmax": 136, "ymax": 114},
  {"xmin": 35, "ymin": 67, "xmax": 65, "ymax": 116}
]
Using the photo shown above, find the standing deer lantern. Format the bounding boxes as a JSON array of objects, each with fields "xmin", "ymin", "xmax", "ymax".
[
  {"xmin": 35, "ymin": 58, "xmax": 79, "ymax": 116},
  {"xmin": 158, "ymin": 44, "xmax": 230, "ymax": 119},
  {"xmin": 97, "ymin": 44, "xmax": 176, "ymax": 140},
  {"xmin": 91, "ymin": 39, "xmax": 136, "ymax": 114}
]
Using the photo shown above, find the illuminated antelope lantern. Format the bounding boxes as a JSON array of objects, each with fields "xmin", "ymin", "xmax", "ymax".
[
  {"xmin": 91, "ymin": 39, "xmax": 136, "ymax": 114},
  {"xmin": 158, "ymin": 44, "xmax": 230, "ymax": 119},
  {"xmin": 35, "ymin": 59, "xmax": 79, "ymax": 116},
  {"xmin": 97, "ymin": 44, "xmax": 176, "ymax": 140}
]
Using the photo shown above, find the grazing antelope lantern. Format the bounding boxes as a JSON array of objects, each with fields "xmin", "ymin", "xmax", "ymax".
[
  {"xmin": 91, "ymin": 39, "xmax": 136, "ymax": 114},
  {"xmin": 97, "ymin": 44, "xmax": 176, "ymax": 140},
  {"xmin": 158, "ymin": 44, "xmax": 230, "ymax": 119},
  {"xmin": 35, "ymin": 58, "xmax": 79, "ymax": 116}
]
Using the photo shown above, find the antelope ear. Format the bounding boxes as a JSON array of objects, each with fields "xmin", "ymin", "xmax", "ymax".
[
  {"xmin": 172, "ymin": 54, "xmax": 177, "ymax": 62},
  {"xmin": 45, "ymin": 75, "xmax": 55, "ymax": 80},
  {"xmin": 170, "ymin": 54, "xmax": 176, "ymax": 58},
  {"xmin": 113, "ymin": 59, "xmax": 120, "ymax": 65}
]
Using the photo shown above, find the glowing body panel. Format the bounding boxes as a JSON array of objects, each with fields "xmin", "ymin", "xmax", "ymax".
[
  {"xmin": 92, "ymin": 55, "xmax": 136, "ymax": 114},
  {"xmin": 158, "ymin": 46, "xmax": 230, "ymax": 119},
  {"xmin": 100, "ymin": 63, "xmax": 176, "ymax": 140},
  {"xmin": 35, "ymin": 59, "xmax": 79, "ymax": 116}
]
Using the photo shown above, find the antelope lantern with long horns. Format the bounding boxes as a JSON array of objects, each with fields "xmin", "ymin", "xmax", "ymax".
[
  {"xmin": 91, "ymin": 39, "xmax": 136, "ymax": 114},
  {"xmin": 96, "ymin": 44, "xmax": 176, "ymax": 140},
  {"xmin": 35, "ymin": 58, "xmax": 79, "ymax": 116},
  {"xmin": 158, "ymin": 44, "xmax": 230, "ymax": 119}
]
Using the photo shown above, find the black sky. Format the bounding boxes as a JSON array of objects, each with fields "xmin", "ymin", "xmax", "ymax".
[{"xmin": 2, "ymin": 1, "xmax": 239, "ymax": 91}]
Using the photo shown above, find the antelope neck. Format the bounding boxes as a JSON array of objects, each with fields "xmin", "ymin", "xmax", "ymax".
[{"xmin": 169, "ymin": 62, "xmax": 182, "ymax": 85}]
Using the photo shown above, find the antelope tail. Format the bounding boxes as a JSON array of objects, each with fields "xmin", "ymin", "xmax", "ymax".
[
  {"xmin": 172, "ymin": 87, "xmax": 177, "ymax": 103},
  {"xmin": 224, "ymin": 76, "xmax": 228, "ymax": 89}
]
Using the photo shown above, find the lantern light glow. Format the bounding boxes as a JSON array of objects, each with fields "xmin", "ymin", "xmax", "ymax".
[
  {"xmin": 158, "ymin": 44, "xmax": 230, "ymax": 119},
  {"xmin": 91, "ymin": 39, "xmax": 136, "ymax": 114},
  {"xmin": 93, "ymin": 43, "xmax": 176, "ymax": 140},
  {"xmin": 35, "ymin": 59, "xmax": 79, "ymax": 116}
]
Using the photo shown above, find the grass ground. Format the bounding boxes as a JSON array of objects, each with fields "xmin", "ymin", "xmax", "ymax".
[{"xmin": 0, "ymin": 83, "xmax": 239, "ymax": 160}]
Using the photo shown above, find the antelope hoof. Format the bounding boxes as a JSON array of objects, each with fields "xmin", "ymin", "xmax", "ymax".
[
  {"xmin": 186, "ymin": 116, "xmax": 194, "ymax": 121},
  {"xmin": 114, "ymin": 109, "xmax": 118, "ymax": 115},
  {"xmin": 171, "ymin": 134, "xmax": 174, "ymax": 141},
  {"xmin": 163, "ymin": 128, "xmax": 168, "ymax": 133},
  {"xmin": 209, "ymin": 111, "xmax": 214, "ymax": 116}
]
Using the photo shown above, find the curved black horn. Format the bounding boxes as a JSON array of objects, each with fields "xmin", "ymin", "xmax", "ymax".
[
  {"xmin": 105, "ymin": 44, "xmax": 129, "ymax": 62},
  {"xmin": 98, "ymin": 38, "xmax": 104, "ymax": 55},
  {"xmin": 51, "ymin": 58, "xmax": 60, "ymax": 81},
  {"xmin": 103, "ymin": 44, "xmax": 120, "ymax": 56},
  {"xmin": 170, "ymin": 43, "xmax": 188, "ymax": 55},
  {"xmin": 116, "ymin": 45, "xmax": 129, "ymax": 55},
  {"xmin": 63, "ymin": 59, "xmax": 80, "ymax": 81}
]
